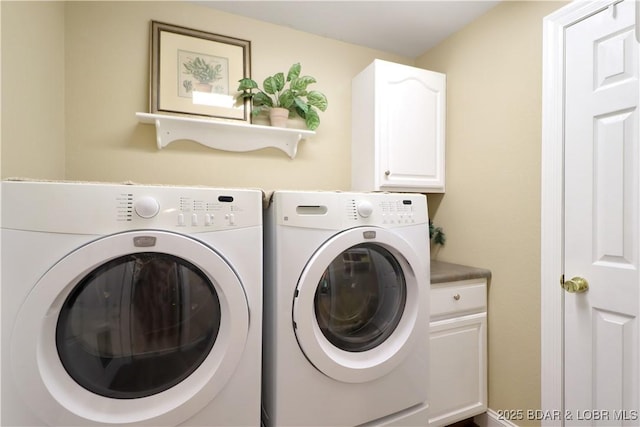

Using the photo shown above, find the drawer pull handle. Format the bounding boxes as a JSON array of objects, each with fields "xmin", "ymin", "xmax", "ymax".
[{"xmin": 453, "ymin": 293, "xmax": 461, "ymax": 301}]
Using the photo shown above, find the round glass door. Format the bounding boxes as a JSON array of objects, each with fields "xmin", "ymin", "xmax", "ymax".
[
  {"xmin": 315, "ymin": 243, "xmax": 406, "ymax": 353},
  {"xmin": 56, "ymin": 252, "xmax": 221, "ymax": 399},
  {"xmin": 11, "ymin": 231, "xmax": 250, "ymax": 425},
  {"xmin": 293, "ymin": 227, "xmax": 426, "ymax": 384}
]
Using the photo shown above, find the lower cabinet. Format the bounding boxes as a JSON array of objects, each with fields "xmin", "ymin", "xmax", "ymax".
[{"xmin": 429, "ymin": 279, "xmax": 487, "ymax": 427}]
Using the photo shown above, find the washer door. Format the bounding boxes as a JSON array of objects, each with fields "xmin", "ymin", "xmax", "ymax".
[
  {"xmin": 11, "ymin": 230, "xmax": 249, "ymax": 425},
  {"xmin": 292, "ymin": 226, "xmax": 424, "ymax": 383}
]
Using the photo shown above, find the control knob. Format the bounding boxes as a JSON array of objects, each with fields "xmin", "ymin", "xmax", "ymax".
[
  {"xmin": 134, "ymin": 196, "xmax": 160, "ymax": 219},
  {"xmin": 357, "ymin": 200, "xmax": 374, "ymax": 218}
]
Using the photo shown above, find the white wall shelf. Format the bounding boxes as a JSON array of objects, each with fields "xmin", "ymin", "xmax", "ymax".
[{"xmin": 136, "ymin": 112, "xmax": 314, "ymax": 158}]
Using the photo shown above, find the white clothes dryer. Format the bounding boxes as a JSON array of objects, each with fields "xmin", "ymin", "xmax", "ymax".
[
  {"xmin": 1, "ymin": 180, "xmax": 263, "ymax": 426},
  {"xmin": 263, "ymin": 191, "xmax": 430, "ymax": 427}
]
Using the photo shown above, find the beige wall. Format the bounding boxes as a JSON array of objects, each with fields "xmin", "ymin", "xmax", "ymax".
[
  {"xmin": 418, "ymin": 1, "xmax": 567, "ymax": 421},
  {"xmin": 1, "ymin": 1, "xmax": 410, "ymax": 188},
  {"xmin": 1, "ymin": 1, "xmax": 66, "ymax": 179}
]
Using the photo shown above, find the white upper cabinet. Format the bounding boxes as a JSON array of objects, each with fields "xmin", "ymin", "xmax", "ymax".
[{"xmin": 351, "ymin": 59, "xmax": 446, "ymax": 193}]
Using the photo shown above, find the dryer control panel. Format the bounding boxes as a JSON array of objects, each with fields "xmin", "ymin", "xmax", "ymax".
[
  {"xmin": 273, "ymin": 191, "xmax": 428, "ymax": 230},
  {"xmin": 2, "ymin": 181, "xmax": 263, "ymax": 234}
]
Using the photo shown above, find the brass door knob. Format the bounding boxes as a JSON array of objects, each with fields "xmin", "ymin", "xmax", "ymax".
[{"xmin": 562, "ymin": 276, "xmax": 589, "ymax": 293}]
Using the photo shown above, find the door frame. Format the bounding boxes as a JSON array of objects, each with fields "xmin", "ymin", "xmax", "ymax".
[{"xmin": 541, "ymin": 0, "xmax": 625, "ymax": 424}]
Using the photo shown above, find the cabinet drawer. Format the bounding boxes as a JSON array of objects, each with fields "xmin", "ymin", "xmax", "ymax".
[{"xmin": 431, "ymin": 280, "xmax": 486, "ymax": 318}]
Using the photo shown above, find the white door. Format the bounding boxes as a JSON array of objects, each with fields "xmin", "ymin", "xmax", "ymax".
[{"xmin": 564, "ymin": 0, "xmax": 640, "ymax": 423}]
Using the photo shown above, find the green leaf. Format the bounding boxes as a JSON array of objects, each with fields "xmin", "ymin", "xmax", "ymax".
[
  {"xmin": 290, "ymin": 76, "xmax": 316, "ymax": 91},
  {"xmin": 293, "ymin": 97, "xmax": 309, "ymax": 114},
  {"xmin": 253, "ymin": 92, "xmax": 273, "ymax": 107},
  {"xmin": 307, "ymin": 91, "xmax": 328, "ymax": 111},
  {"xmin": 429, "ymin": 219, "xmax": 446, "ymax": 246},
  {"xmin": 287, "ymin": 63, "xmax": 301, "ymax": 81},
  {"xmin": 292, "ymin": 105, "xmax": 305, "ymax": 119},
  {"xmin": 305, "ymin": 107, "xmax": 320, "ymax": 130},
  {"xmin": 274, "ymin": 72, "xmax": 286, "ymax": 91},
  {"xmin": 262, "ymin": 76, "xmax": 277, "ymax": 94},
  {"xmin": 251, "ymin": 105, "xmax": 268, "ymax": 117},
  {"xmin": 264, "ymin": 73, "xmax": 285, "ymax": 94},
  {"xmin": 237, "ymin": 78, "xmax": 258, "ymax": 91},
  {"xmin": 279, "ymin": 89, "xmax": 295, "ymax": 109}
]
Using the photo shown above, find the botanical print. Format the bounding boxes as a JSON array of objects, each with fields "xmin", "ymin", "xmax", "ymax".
[
  {"xmin": 151, "ymin": 20, "xmax": 250, "ymax": 120},
  {"xmin": 178, "ymin": 49, "xmax": 229, "ymax": 97}
]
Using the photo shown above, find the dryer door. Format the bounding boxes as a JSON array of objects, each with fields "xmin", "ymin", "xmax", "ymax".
[
  {"xmin": 292, "ymin": 226, "xmax": 427, "ymax": 383},
  {"xmin": 11, "ymin": 230, "xmax": 249, "ymax": 426}
]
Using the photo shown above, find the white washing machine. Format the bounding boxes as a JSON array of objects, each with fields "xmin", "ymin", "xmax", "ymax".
[
  {"xmin": 1, "ymin": 180, "xmax": 263, "ymax": 426},
  {"xmin": 263, "ymin": 191, "xmax": 430, "ymax": 427}
]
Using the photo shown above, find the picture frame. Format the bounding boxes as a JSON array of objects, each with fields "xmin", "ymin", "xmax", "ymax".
[{"xmin": 150, "ymin": 21, "xmax": 251, "ymax": 122}]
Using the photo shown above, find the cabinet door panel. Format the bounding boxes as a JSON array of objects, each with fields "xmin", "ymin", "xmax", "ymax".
[
  {"xmin": 378, "ymin": 62, "xmax": 445, "ymax": 191},
  {"xmin": 351, "ymin": 59, "xmax": 446, "ymax": 193},
  {"xmin": 429, "ymin": 313, "xmax": 487, "ymax": 426}
]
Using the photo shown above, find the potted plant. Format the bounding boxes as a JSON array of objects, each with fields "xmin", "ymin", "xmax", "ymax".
[
  {"xmin": 429, "ymin": 219, "xmax": 446, "ymax": 258},
  {"xmin": 237, "ymin": 63, "xmax": 328, "ymax": 130},
  {"xmin": 183, "ymin": 56, "xmax": 222, "ymax": 92}
]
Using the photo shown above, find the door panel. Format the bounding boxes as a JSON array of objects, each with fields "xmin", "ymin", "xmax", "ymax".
[
  {"xmin": 377, "ymin": 61, "xmax": 445, "ymax": 189},
  {"xmin": 10, "ymin": 231, "xmax": 249, "ymax": 425},
  {"xmin": 592, "ymin": 309, "xmax": 635, "ymax": 412},
  {"xmin": 292, "ymin": 226, "xmax": 426, "ymax": 383},
  {"xmin": 385, "ymin": 76, "xmax": 438, "ymax": 178},
  {"xmin": 564, "ymin": 0, "xmax": 640, "ymax": 423},
  {"xmin": 429, "ymin": 313, "xmax": 486, "ymax": 425}
]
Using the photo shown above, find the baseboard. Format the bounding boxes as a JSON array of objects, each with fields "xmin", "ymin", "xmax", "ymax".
[{"xmin": 474, "ymin": 410, "xmax": 520, "ymax": 427}]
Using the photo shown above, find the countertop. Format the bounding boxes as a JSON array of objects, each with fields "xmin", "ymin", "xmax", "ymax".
[{"xmin": 430, "ymin": 260, "xmax": 492, "ymax": 284}]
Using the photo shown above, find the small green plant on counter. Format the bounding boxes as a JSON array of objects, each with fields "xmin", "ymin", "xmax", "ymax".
[
  {"xmin": 430, "ymin": 219, "xmax": 446, "ymax": 247},
  {"xmin": 237, "ymin": 63, "xmax": 328, "ymax": 130}
]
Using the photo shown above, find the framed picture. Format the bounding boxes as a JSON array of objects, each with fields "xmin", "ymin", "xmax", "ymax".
[{"xmin": 150, "ymin": 21, "xmax": 251, "ymax": 122}]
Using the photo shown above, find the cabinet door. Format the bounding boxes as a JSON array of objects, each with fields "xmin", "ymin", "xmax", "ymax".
[
  {"xmin": 429, "ymin": 313, "xmax": 487, "ymax": 427},
  {"xmin": 377, "ymin": 61, "xmax": 445, "ymax": 192}
]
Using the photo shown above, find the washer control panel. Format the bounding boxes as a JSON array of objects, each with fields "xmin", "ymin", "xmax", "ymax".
[
  {"xmin": 376, "ymin": 198, "xmax": 419, "ymax": 225},
  {"xmin": 116, "ymin": 188, "xmax": 261, "ymax": 232},
  {"xmin": 2, "ymin": 181, "xmax": 263, "ymax": 234},
  {"xmin": 275, "ymin": 191, "xmax": 428, "ymax": 230}
]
